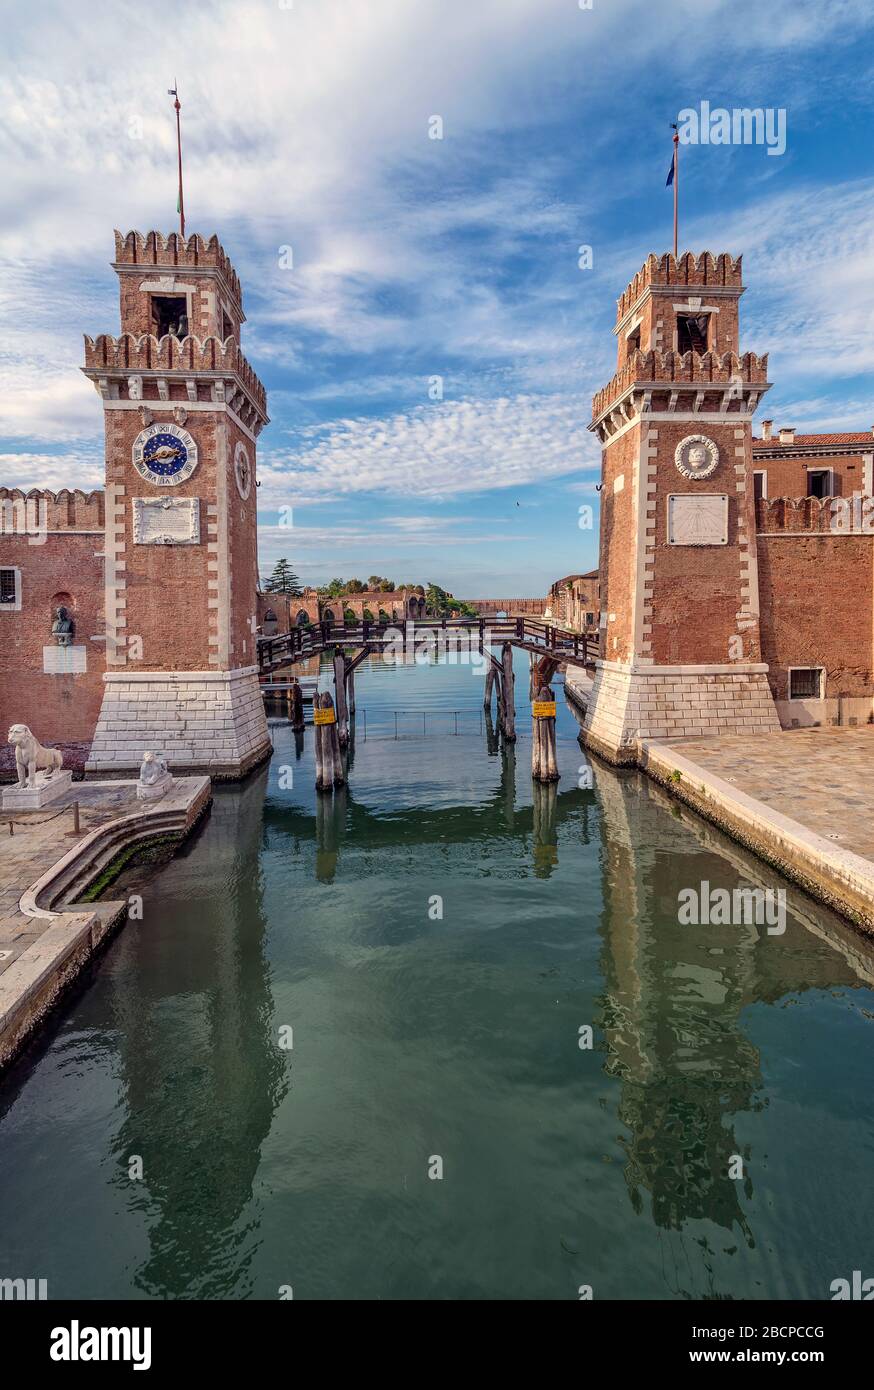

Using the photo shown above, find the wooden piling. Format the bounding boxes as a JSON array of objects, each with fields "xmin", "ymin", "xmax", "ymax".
[
  {"xmin": 501, "ymin": 642, "xmax": 516, "ymax": 741},
  {"xmin": 348, "ymin": 669, "xmax": 356, "ymax": 717},
  {"xmin": 484, "ymin": 664, "xmax": 496, "ymax": 710},
  {"xmin": 333, "ymin": 650, "xmax": 350, "ymax": 747},
  {"xmin": 532, "ymin": 685, "xmax": 559, "ymax": 783},
  {"xmin": 290, "ymin": 678, "xmax": 305, "ymax": 731},
  {"xmin": 314, "ymin": 694, "xmax": 330, "ymax": 792},
  {"xmin": 323, "ymin": 691, "xmax": 346, "ymax": 786}
]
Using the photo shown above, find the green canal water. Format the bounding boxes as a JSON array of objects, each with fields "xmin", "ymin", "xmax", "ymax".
[{"xmin": 1, "ymin": 651, "xmax": 873, "ymax": 1300}]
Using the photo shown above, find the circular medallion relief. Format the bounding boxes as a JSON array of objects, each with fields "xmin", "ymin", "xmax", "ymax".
[
  {"xmin": 674, "ymin": 434, "xmax": 719, "ymax": 480},
  {"xmin": 132, "ymin": 423, "xmax": 198, "ymax": 486},
  {"xmin": 234, "ymin": 442, "xmax": 252, "ymax": 500}
]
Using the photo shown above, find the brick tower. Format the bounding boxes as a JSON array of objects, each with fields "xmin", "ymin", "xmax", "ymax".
[
  {"xmin": 83, "ymin": 230, "xmax": 271, "ymax": 778},
  {"xmin": 582, "ymin": 251, "xmax": 781, "ymax": 762}
]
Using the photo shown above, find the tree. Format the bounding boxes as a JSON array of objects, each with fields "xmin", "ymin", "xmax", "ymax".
[
  {"xmin": 265, "ymin": 559, "xmax": 302, "ymax": 595},
  {"xmin": 345, "ymin": 578, "xmax": 367, "ymax": 594}
]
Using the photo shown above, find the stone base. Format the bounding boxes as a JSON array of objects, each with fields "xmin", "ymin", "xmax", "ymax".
[
  {"xmin": 2, "ymin": 770, "xmax": 73, "ymax": 811},
  {"xmin": 85, "ymin": 666, "xmax": 272, "ymax": 780},
  {"xmin": 579, "ymin": 661, "xmax": 782, "ymax": 765},
  {"xmin": 136, "ymin": 772, "xmax": 174, "ymax": 801}
]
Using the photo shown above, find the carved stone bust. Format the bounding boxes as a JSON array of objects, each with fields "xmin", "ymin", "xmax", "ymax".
[{"xmin": 52, "ymin": 605, "xmax": 74, "ymax": 647}]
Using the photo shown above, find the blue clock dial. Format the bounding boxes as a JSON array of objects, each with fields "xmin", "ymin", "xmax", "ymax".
[{"xmin": 142, "ymin": 432, "xmax": 189, "ymax": 477}]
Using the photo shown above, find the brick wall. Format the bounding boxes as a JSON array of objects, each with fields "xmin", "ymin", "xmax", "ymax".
[{"xmin": 0, "ymin": 490, "xmax": 106, "ymax": 747}]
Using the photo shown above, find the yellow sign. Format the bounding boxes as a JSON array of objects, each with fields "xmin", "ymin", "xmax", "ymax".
[
  {"xmin": 313, "ymin": 708, "xmax": 337, "ymax": 726},
  {"xmin": 532, "ymin": 701, "xmax": 557, "ymax": 718}
]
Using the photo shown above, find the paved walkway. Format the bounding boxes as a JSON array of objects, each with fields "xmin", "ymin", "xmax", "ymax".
[
  {"xmin": 665, "ymin": 728, "xmax": 874, "ymax": 862},
  {"xmin": 0, "ymin": 784, "xmax": 135, "ymax": 976}
]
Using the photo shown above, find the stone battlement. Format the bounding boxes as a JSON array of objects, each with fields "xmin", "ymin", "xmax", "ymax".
[
  {"xmin": 592, "ymin": 347, "xmax": 769, "ymax": 420},
  {"xmin": 0, "ymin": 486, "xmax": 105, "ymax": 530},
  {"xmin": 113, "ymin": 230, "xmax": 243, "ymax": 307},
  {"xmin": 616, "ymin": 252, "xmax": 743, "ymax": 324},
  {"xmin": 83, "ymin": 332, "xmax": 267, "ymax": 415},
  {"xmin": 756, "ymin": 495, "xmax": 874, "ymax": 534}
]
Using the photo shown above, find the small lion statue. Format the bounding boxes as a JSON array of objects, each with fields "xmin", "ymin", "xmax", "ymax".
[
  {"xmin": 138, "ymin": 750, "xmax": 169, "ymax": 786},
  {"xmin": 8, "ymin": 724, "xmax": 64, "ymax": 789}
]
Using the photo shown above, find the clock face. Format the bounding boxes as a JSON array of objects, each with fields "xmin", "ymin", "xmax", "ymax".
[
  {"xmin": 234, "ymin": 442, "xmax": 252, "ymax": 500},
  {"xmin": 132, "ymin": 423, "xmax": 198, "ymax": 486}
]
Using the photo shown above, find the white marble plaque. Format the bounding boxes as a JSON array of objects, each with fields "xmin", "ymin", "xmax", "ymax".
[
  {"xmin": 667, "ymin": 494, "xmax": 729, "ymax": 546},
  {"xmin": 132, "ymin": 496, "xmax": 200, "ymax": 545},
  {"xmin": 43, "ymin": 644, "xmax": 87, "ymax": 674}
]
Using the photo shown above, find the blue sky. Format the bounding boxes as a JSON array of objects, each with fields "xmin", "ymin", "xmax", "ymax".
[{"xmin": 2, "ymin": 0, "xmax": 874, "ymax": 596}]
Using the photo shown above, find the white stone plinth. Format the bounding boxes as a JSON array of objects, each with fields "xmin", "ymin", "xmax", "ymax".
[
  {"xmin": 136, "ymin": 772, "xmax": 174, "ymax": 801},
  {"xmin": 2, "ymin": 770, "xmax": 73, "ymax": 811},
  {"xmin": 578, "ymin": 661, "xmax": 782, "ymax": 764},
  {"xmin": 86, "ymin": 666, "xmax": 271, "ymax": 780}
]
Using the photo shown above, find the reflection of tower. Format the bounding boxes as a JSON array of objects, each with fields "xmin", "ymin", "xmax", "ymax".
[
  {"xmin": 593, "ymin": 766, "xmax": 864, "ymax": 1249},
  {"xmin": 594, "ymin": 768, "xmax": 761, "ymax": 1238},
  {"xmin": 84, "ymin": 230, "xmax": 271, "ymax": 779},
  {"xmin": 109, "ymin": 767, "xmax": 287, "ymax": 1298},
  {"xmin": 581, "ymin": 252, "xmax": 780, "ymax": 762}
]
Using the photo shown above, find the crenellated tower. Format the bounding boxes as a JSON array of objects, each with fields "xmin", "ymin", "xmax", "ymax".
[
  {"xmin": 82, "ymin": 230, "xmax": 272, "ymax": 778},
  {"xmin": 581, "ymin": 251, "xmax": 781, "ymax": 761}
]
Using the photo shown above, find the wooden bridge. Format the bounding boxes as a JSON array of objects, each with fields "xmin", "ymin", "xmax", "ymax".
[{"xmin": 258, "ymin": 615, "xmax": 595, "ymax": 678}]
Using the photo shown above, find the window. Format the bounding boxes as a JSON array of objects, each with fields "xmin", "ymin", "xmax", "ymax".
[
  {"xmin": 0, "ymin": 566, "xmax": 20, "ymax": 609},
  {"xmin": 677, "ymin": 313, "xmax": 709, "ymax": 354},
  {"xmin": 753, "ymin": 471, "xmax": 767, "ymax": 501},
  {"xmin": 789, "ymin": 667, "xmax": 823, "ymax": 700},
  {"xmin": 586, "ymin": 611, "xmax": 595, "ymax": 626},
  {"xmin": 626, "ymin": 325, "xmax": 641, "ymax": 354},
  {"xmin": 807, "ymin": 469, "xmax": 831, "ymax": 499},
  {"xmin": 221, "ymin": 310, "xmax": 234, "ymax": 341},
  {"xmin": 151, "ymin": 295, "xmax": 188, "ymax": 338}
]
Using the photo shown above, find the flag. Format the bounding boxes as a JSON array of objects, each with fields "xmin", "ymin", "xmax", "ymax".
[{"xmin": 666, "ymin": 155, "xmax": 675, "ymax": 186}]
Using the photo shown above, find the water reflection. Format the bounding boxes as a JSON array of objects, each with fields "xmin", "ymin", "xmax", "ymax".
[
  {"xmin": 0, "ymin": 652, "xmax": 872, "ymax": 1300},
  {"xmin": 107, "ymin": 770, "xmax": 288, "ymax": 1298}
]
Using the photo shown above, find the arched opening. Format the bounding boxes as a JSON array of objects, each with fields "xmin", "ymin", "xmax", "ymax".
[
  {"xmin": 263, "ymin": 608, "xmax": 278, "ymax": 636},
  {"xmin": 323, "ymin": 608, "xmax": 335, "ymax": 627},
  {"xmin": 296, "ymin": 609, "xmax": 310, "ymax": 626},
  {"xmin": 408, "ymin": 596, "xmax": 418, "ymax": 618}
]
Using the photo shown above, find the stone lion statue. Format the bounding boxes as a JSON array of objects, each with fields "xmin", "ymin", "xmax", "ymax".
[
  {"xmin": 8, "ymin": 724, "xmax": 64, "ymax": 789},
  {"xmin": 138, "ymin": 750, "xmax": 169, "ymax": 786}
]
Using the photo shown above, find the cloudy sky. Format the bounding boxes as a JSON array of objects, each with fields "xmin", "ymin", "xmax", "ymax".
[{"xmin": 2, "ymin": 0, "xmax": 874, "ymax": 595}]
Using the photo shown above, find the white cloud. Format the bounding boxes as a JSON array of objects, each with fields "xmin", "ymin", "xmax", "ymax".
[{"xmin": 258, "ymin": 393, "xmax": 599, "ymax": 502}]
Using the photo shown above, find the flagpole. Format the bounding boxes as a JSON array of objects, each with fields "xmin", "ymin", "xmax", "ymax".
[
  {"xmin": 168, "ymin": 81, "xmax": 185, "ymax": 239},
  {"xmin": 672, "ymin": 124, "xmax": 679, "ymax": 258}
]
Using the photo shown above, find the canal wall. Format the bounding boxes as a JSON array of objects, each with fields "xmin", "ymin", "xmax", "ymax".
[
  {"xmin": 640, "ymin": 742, "xmax": 874, "ymax": 937},
  {"xmin": 0, "ymin": 776, "xmax": 211, "ymax": 1073}
]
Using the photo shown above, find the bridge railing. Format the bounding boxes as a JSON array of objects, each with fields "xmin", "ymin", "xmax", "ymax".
[{"xmin": 257, "ymin": 614, "xmax": 598, "ymax": 674}]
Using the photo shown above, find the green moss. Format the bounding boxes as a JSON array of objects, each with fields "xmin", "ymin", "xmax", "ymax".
[
  {"xmin": 77, "ymin": 834, "xmax": 179, "ymax": 903},
  {"xmin": 669, "ymin": 769, "xmax": 682, "ymax": 783}
]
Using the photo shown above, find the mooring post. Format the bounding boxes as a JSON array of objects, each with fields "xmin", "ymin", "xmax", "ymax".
[
  {"xmin": 324, "ymin": 691, "xmax": 346, "ymax": 786},
  {"xmin": 532, "ymin": 684, "xmax": 559, "ymax": 783},
  {"xmin": 290, "ymin": 678, "xmax": 304, "ymax": 731},
  {"xmin": 333, "ymin": 649, "xmax": 350, "ymax": 747},
  {"xmin": 316, "ymin": 691, "xmax": 345, "ymax": 788},
  {"xmin": 314, "ymin": 694, "xmax": 329, "ymax": 792},
  {"xmin": 501, "ymin": 642, "xmax": 516, "ymax": 741},
  {"xmin": 348, "ymin": 669, "xmax": 356, "ymax": 717},
  {"xmin": 484, "ymin": 664, "xmax": 496, "ymax": 710}
]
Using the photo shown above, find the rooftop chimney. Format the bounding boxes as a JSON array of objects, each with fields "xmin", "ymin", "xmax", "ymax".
[
  {"xmin": 779, "ymin": 426, "xmax": 796, "ymax": 445},
  {"xmin": 761, "ymin": 420, "xmax": 773, "ymax": 441}
]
